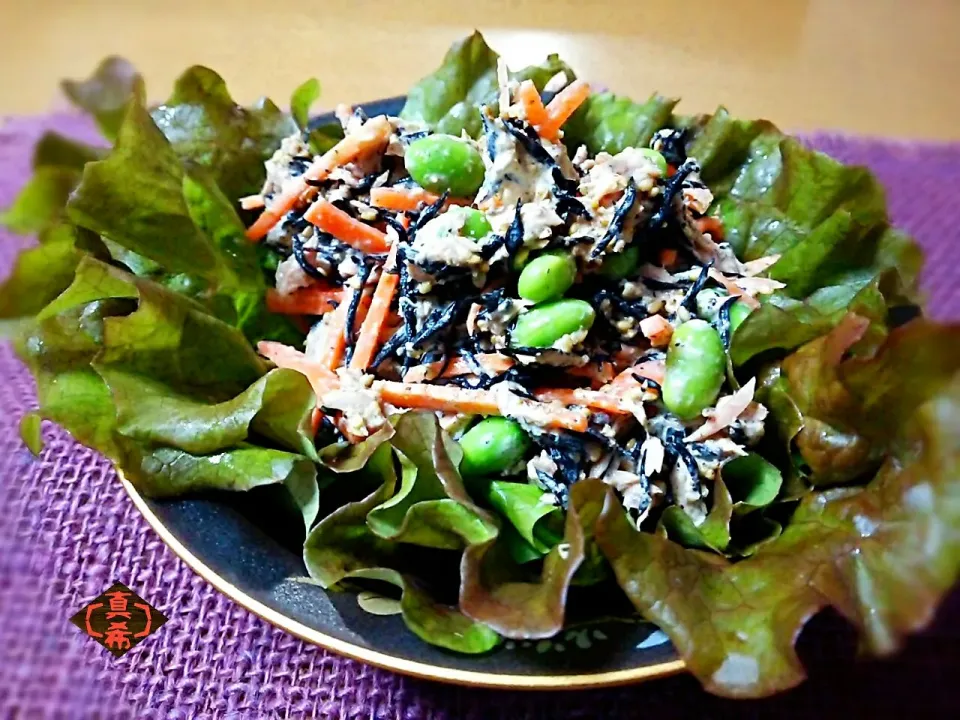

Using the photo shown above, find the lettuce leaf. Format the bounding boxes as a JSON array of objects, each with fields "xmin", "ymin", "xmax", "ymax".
[
  {"xmin": 459, "ymin": 479, "xmax": 588, "ymax": 638},
  {"xmin": 366, "ymin": 413, "xmax": 498, "ymax": 549},
  {"xmin": 61, "ymin": 56, "xmax": 145, "ymax": 142},
  {"xmin": 151, "ymin": 66, "xmax": 297, "ymax": 200},
  {"xmin": 563, "ymin": 92, "xmax": 678, "ymax": 155},
  {"xmin": 400, "ymin": 30, "xmax": 574, "ymax": 138},
  {"xmin": 590, "ymin": 320, "xmax": 960, "ymax": 697},
  {"xmin": 16, "ymin": 257, "xmax": 318, "ymax": 522}
]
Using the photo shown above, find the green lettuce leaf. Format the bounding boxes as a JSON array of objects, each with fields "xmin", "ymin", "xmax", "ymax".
[
  {"xmin": 660, "ymin": 477, "xmax": 733, "ymax": 552},
  {"xmin": 61, "ymin": 56, "xmax": 145, "ymax": 142},
  {"xmin": 366, "ymin": 412, "xmax": 498, "ymax": 549},
  {"xmin": 350, "ymin": 567, "xmax": 501, "ymax": 654},
  {"xmin": 0, "ymin": 228, "xmax": 84, "ymax": 319},
  {"xmin": 0, "ymin": 167, "xmax": 82, "ymax": 234},
  {"xmin": 459, "ymin": 478, "xmax": 588, "ymax": 638},
  {"xmin": 98, "ymin": 366, "xmax": 316, "ymax": 459},
  {"xmin": 563, "ymin": 92, "xmax": 678, "ymax": 155},
  {"xmin": 290, "ymin": 78, "xmax": 321, "ymax": 129},
  {"xmin": 64, "ymin": 100, "xmax": 299, "ymax": 344},
  {"xmin": 150, "ymin": 66, "xmax": 297, "ymax": 199},
  {"xmin": 400, "ymin": 30, "xmax": 575, "ymax": 138},
  {"xmin": 484, "ymin": 480, "xmax": 562, "ymax": 556},
  {"xmin": 32, "ymin": 131, "xmax": 105, "ymax": 170},
  {"xmin": 590, "ymin": 320, "xmax": 960, "ymax": 697},
  {"xmin": 304, "ymin": 443, "xmax": 399, "ymax": 586}
]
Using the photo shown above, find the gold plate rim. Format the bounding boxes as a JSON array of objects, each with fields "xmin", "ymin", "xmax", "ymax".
[{"xmin": 120, "ymin": 473, "xmax": 686, "ymax": 690}]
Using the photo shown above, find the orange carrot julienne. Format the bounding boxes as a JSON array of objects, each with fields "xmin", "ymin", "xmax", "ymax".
[
  {"xmin": 257, "ymin": 341, "xmax": 339, "ymax": 398},
  {"xmin": 639, "ymin": 315, "xmax": 674, "ymax": 347},
  {"xmin": 517, "ymin": 80, "xmax": 548, "ymax": 126},
  {"xmin": 370, "ymin": 187, "xmax": 441, "ymax": 212},
  {"xmin": 403, "ymin": 353, "xmax": 515, "ymax": 383},
  {"xmin": 609, "ymin": 360, "xmax": 666, "ymax": 390},
  {"xmin": 350, "ymin": 244, "xmax": 400, "ymax": 371},
  {"xmin": 534, "ymin": 388, "xmax": 633, "ymax": 416},
  {"xmin": 317, "ymin": 294, "xmax": 351, "ymax": 370},
  {"xmin": 568, "ymin": 362, "xmax": 615, "ymax": 388},
  {"xmin": 304, "ymin": 199, "xmax": 391, "ymax": 254},
  {"xmin": 695, "ymin": 215, "xmax": 725, "ymax": 240},
  {"xmin": 369, "ymin": 187, "xmax": 470, "ymax": 213},
  {"xmin": 659, "ymin": 248, "xmax": 678, "ymax": 268},
  {"xmin": 377, "ymin": 382, "xmax": 588, "ymax": 432},
  {"xmin": 245, "ymin": 116, "xmax": 392, "ymax": 241},
  {"xmin": 539, "ymin": 80, "xmax": 590, "ymax": 140},
  {"xmin": 266, "ymin": 285, "xmax": 342, "ymax": 316}
]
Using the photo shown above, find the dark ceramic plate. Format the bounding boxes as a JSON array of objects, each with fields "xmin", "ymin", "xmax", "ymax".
[{"xmin": 124, "ymin": 97, "xmax": 684, "ymax": 690}]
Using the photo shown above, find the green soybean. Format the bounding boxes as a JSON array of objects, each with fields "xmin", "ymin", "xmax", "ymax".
[
  {"xmin": 459, "ymin": 417, "xmax": 530, "ymax": 478},
  {"xmin": 517, "ymin": 251, "xmax": 577, "ymax": 303},
  {"xmin": 729, "ymin": 300, "xmax": 753, "ymax": 334},
  {"xmin": 662, "ymin": 319, "xmax": 726, "ymax": 420},
  {"xmin": 460, "ymin": 208, "xmax": 492, "ymax": 240},
  {"xmin": 405, "ymin": 134, "xmax": 485, "ymax": 197},
  {"xmin": 600, "ymin": 245, "xmax": 640, "ymax": 280},
  {"xmin": 510, "ymin": 298, "xmax": 595, "ymax": 348},
  {"xmin": 639, "ymin": 147, "xmax": 668, "ymax": 175}
]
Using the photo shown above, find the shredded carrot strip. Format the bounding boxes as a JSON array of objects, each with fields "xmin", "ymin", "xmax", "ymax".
[
  {"xmin": 266, "ymin": 285, "xmax": 343, "ymax": 316},
  {"xmin": 257, "ymin": 341, "xmax": 339, "ymax": 398},
  {"xmin": 517, "ymin": 80, "xmax": 548, "ymax": 126},
  {"xmin": 568, "ymin": 362, "xmax": 615, "ymax": 388},
  {"xmin": 245, "ymin": 116, "xmax": 392, "ymax": 241},
  {"xmin": 369, "ymin": 187, "xmax": 470, "ymax": 213},
  {"xmin": 350, "ymin": 244, "xmax": 400, "ymax": 371},
  {"xmin": 377, "ymin": 382, "xmax": 588, "ymax": 432},
  {"xmin": 304, "ymin": 199, "xmax": 391, "ymax": 254},
  {"xmin": 539, "ymin": 80, "xmax": 590, "ymax": 140},
  {"xmin": 317, "ymin": 290, "xmax": 355, "ymax": 370},
  {"xmin": 609, "ymin": 360, "xmax": 666, "ymax": 390},
  {"xmin": 695, "ymin": 216, "xmax": 725, "ymax": 240},
  {"xmin": 534, "ymin": 388, "xmax": 633, "ymax": 416},
  {"xmin": 659, "ymin": 248, "xmax": 678, "ymax": 268},
  {"xmin": 403, "ymin": 354, "xmax": 515, "ymax": 383},
  {"xmin": 639, "ymin": 315, "xmax": 674, "ymax": 347},
  {"xmin": 369, "ymin": 187, "xmax": 441, "ymax": 212},
  {"xmin": 239, "ymin": 194, "xmax": 265, "ymax": 210}
]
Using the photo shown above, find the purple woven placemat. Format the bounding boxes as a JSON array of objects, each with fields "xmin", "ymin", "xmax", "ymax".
[{"xmin": 1, "ymin": 115, "xmax": 958, "ymax": 719}]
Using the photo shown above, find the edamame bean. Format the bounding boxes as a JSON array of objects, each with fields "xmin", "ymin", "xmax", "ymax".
[
  {"xmin": 510, "ymin": 298, "xmax": 595, "ymax": 348},
  {"xmin": 405, "ymin": 134, "xmax": 485, "ymax": 197},
  {"xmin": 600, "ymin": 245, "xmax": 640, "ymax": 280},
  {"xmin": 459, "ymin": 417, "xmax": 530, "ymax": 478},
  {"xmin": 662, "ymin": 319, "xmax": 726, "ymax": 420},
  {"xmin": 729, "ymin": 300, "xmax": 752, "ymax": 334},
  {"xmin": 460, "ymin": 208, "xmax": 492, "ymax": 240},
  {"xmin": 639, "ymin": 147, "xmax": 669, "ymax": 175},
  {"xmin": 517, "ymin": 251, "xmax": 577, "ymax": 303}
]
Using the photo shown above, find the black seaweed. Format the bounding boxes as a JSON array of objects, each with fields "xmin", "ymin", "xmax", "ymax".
[
  {"xmin": 292, "ymin": 235, "xmax": 327, "ymax": 280},
  {"xmin": 503, "ymin": 118, "xmax": 557, "ymax": 167},
  {"xmin": 591, "ymin": 179, "xmax": 637, "ymax": 259},
  {"xmin": 652, "ymin": 128, "xmax": 688, "ymax": 168},
  {"xmin": 646, "ymin": 159, "xmax": 699, "ymax": 231},
  {"xmin": 504, "ymin": 200, "xmax": 525, "ymax": 255},
  {"xmin": 716, "ymin": 294, "xmax": 739, "ymax": 348},
  {"xmin": 679, "ymin": 261, "xmax": 713, "ymax": 312},
  {"xmin": 342, "ymin": 263, "xmax": 373, "ymax": 365},
  {"xmin": 288, "ymin": 156, "xmax": 312, "ymax": 177}
]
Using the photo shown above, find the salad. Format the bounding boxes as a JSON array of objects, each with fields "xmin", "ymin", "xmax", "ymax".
[{"xmin": 2, "ymin": 33, "xmax": 959, "ymax": 698}]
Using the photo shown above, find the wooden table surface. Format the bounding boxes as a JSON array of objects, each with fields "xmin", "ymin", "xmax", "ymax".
[{"xmin": 1, "ymin": 0, "xmax": 958, "ymax": 139}]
